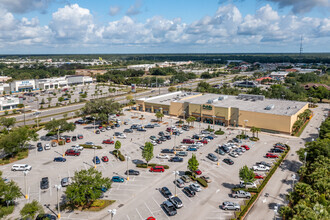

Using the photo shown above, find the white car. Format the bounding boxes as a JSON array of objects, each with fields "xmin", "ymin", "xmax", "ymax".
[
  {"xmin": 195, "ymin": 142, "xmax": 204, "ymax": 148},
  {"xmin": 117, "ymin": 134, "xmax": 126, "ymax": 139},
  {"xmin": 156, "ymin": 153, "xmax": 170, "ymax": 159},
  {"xmin": 229, "ymin": 151, "xmax": 239, "ymax": 158},
  {"xmin": 44, "ymin": 144, "xmax": 50, "ymax": 150},
  {"xmin": 72, "ymin": 145, "xmax": 84, "ymax": 151},
  {"xmin": 190, "ymin": 183, "xmax": 202, "ymax": 192},
  {"xmin": 252, "ymin": 165, "xmax": 270, "ymax": 171},
  {"xmin": 151, "ymin": 140, "xmax": 157, "ymax": 146}
]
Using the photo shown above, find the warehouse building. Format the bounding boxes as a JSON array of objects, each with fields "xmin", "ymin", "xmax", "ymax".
[{"xmin": 137, "ymin": 91, "xmax": 308, "ymax": 135}]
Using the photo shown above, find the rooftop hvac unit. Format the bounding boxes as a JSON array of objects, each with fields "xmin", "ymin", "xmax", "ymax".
[
  {"xmin": 207, "ymin": 99, "xmax": 213, "ymax": 104},
  {"xmin": 265, "ymin": 104, "xmax": 275, "ymax": 110},
  {"xmin": 218, "ymin": 95, "xmax": 228, "ymax": 100}
]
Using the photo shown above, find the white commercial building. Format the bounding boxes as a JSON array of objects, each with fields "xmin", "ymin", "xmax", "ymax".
[{"xmin": 0, "ymin": 96, "xmax": 21, "ymax": 111}]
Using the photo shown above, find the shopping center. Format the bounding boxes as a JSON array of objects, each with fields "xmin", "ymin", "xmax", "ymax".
[{"xmin": 137, "ymin": 91, "xmax": 308, "ymax": 134}]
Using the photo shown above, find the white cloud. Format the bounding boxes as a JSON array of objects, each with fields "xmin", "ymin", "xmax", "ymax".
[
  {"xmin": 267, "ymin": 0, "xmax": 330, "ymax": 14},
  {"xmin": 109, "ymin": 6, "xmax": 121, "ymax": 16},
  {"xmin": 0, "ymin": 0, "xmax": 53, "ymax": 14},
  {"xmin": 126, "ymin": 0, "xmax": 143, "ymax": 16}
]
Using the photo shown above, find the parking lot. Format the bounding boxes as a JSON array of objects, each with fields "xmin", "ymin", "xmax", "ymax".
[{"xmin": 1, "ymin": 109, "xmax": 292, "ymax": 220}]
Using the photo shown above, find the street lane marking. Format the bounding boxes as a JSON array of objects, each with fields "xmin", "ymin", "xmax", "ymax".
[{"xmin": 135, "ymin": 208, "xmax": 144, "ymax": 220}]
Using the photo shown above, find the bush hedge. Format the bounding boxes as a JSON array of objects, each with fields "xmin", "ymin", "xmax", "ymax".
[
  {"xmin": 196, "ymin": 177, "xmax": 208, "ymax": 187},
  {"xmin": 249, "ymin": 137, "xmax": 259, "ymax": 141},
  {"xmin": 136, "ymin": 163, "xmax": 169, "ymax": 169},
  {"xmin": 80, "ymin": 144, "xmax": 102, "ymax": 149},
  {"xmin": 215, "ymin": 130, "xmax": 225, "ymax": 135},
  {"xmin": 112, "ymin": 150, "xmax": 125, "ymax": 161}
]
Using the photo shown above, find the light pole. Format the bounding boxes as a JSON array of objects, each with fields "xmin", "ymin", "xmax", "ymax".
[
  {"xmin": 93, "ymin": 117, "xmax": 96, "ymax": 134},
  {"xmin": 173, "ymin": 171, "xmax": 179, "ymax": 196},
  {"xmin": 125, "ymin": 155, "xmax": 130, "ymax": 181},
  {"xmin": 182, "ymin": 111, "xmax": 186, "ymax": 125},
  {"xmin": 291, "ymin": 174, "xmax": 296, "ymax": 192},
  {"xmin": 93, "ymin": 146, "xmax": 97, "ymax": 169},
  {"xmin": 54, "ymin": 184, "xmax": 61, "ymax": 219},
  {"xmin": 36, "ymin": 115, "xmax": 39, "ymax": 128},
  {"xmin": 108, "ymin": 209, "xmax": 117, "ymax": 220},
  {"xmin": 23, "ymin": 170, "xmax": 29, "ymax": 199},
  {"xmin": 244, "ymin": 120, "xmax": 248, "ymax": 135},
  {"xmin": 304, "ymin": 152, "xmax": 307, "ymax": 165},
  {"xmin": 212, "ymin": 115, "xmax": 216, "ymax": 130},
  {"xmin": 274, "ymin": 204, "xmax": 278, "ymax": 220}
]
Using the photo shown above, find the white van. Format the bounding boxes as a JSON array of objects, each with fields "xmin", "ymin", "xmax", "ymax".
[
  {"xmin": 239, "ymin": 181, "xmax": 257, "ymax": 188},
  {"xmin": 11, "ymin": 164, "xmax": 32, "ymax": 171}
]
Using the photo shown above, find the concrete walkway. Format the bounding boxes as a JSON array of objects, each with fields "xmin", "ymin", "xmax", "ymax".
[{"xmin": 245, "ymin": 104, "xmax": 328, "ymax": 220}]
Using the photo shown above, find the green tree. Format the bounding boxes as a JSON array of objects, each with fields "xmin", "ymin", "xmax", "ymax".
[
  {"xmin": 82, "ymin": 99, "xmax": 121, "ymax": 123},
  {"xmin": 155, "ymin": 111, "xmax": 164, "ymax": 121},
  {"xmin": 239, "ymin": 165, "xmax": 255, "ymax": 187},
  {"xmin": 40, "ymin": 98, "xmax": 45, "ymax": 104},
  {"xmin": 58, "ymin": 96, "xmax": 64, "ymax": 103},
  {"xmin": 44, "ymin": 119, "xmax": 76, "ymax": 141},
  {"xmin": 312, "ymin": 86, "xmax": 330, "ymax": 102},
  {"xmin": 319, "ymin": 117, "xmax": 330, "ymax": 139},
  {"xmin": 65, "ymin": 168, "xmax": 111, "ymax": 207},
  {"xmin": 20, "ymin": 200, "xmax": 44, "ymax": 220},
  {"xmin": 168, "ymin": 86, "xmax": 176, "ymax": 92},
  {"xmin": 0, "ymin": 117, "xmax": 16, "ymax": 129},
  {"xmin": 114, "ymin": 140, "xmax": 121, "ymax": 158},
  {"xmin": 187, "ymin": 153, "xmax": 199, "ymax": 172},
  {"xmin": 142, "ymin": 142, "xmax": 154, "ymax": 167},
  {"xmin": 186, "ymin": 116, "xmax": 196, "ymax": 127}
]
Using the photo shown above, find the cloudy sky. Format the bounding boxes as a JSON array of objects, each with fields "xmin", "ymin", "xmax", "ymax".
[{"xmin": 0, "ymin": 0, "xmax": 329, "ymax": 54}]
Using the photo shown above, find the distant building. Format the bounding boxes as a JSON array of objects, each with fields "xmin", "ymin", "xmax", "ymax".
[
  {"xmin": 270, "ymin": 71, "xmax": 289, "ymax": 80},
  {"xmin": 233, "ymin": 81, "xmax": 258, "ymax": 88},
  {"xmin": 256, "ymin": 77, "xmax": 272, "ymax": 83},
  {"xmin": 75, "ymin": 69, "xmax": 107, "ymax": 76},
  {"xmin": 0, "ymin": 76, "xmax": 12, "ymax": 82},
  {"xmin": 304, "ymin": 83, "xmax": 330, "ymax": 91},
  {"xmin": 0, "ymin": 96, "xmax": 21, "ymax": 111}
]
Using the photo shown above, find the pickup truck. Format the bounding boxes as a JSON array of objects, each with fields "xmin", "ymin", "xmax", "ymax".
[
  {"xmin": 231, "ymin": 190, "xmax": 251, "ymax": 198},
  {"xmin": 252, "ymin": 165, "xmax": 270, "ymax": 171}
]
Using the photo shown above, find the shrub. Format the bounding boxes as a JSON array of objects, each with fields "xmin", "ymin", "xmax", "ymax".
[
  {"xmin": 80, "ymin": 144, "xmax": 102, "ymax": 149},
  {"xmin": 91, "ymin": 200, "xmax": 105, "ymax": 207},
  {"xmin": 0, "ymin": 205, "xmax": 14, "ymax": 218},
  {"xmin": 196, "ymin": 177, "xmax": 208, "ymax": 187},
  {"xmin": 215, "ymin": 130, "xmax": 225, "ymax": 135},
  {"xmin": 58, "ymin": 140, "xmax": 65, "ymax": 145},
  {"xmin": 250, "ymin": 137, "xmax": 259, "ymax": 141},
  {"xmin": 136, "ymin": 163, "xmax": 169, "ymax": 169},
  {"xmin": 118, "ymin": 154, "xmax": 125, "ymax": 161}
]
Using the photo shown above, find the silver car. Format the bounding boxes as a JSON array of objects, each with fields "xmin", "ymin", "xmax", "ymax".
[
  {"xmin": 220, "ymin": 201, "xmax": 240, "ymax": 211},
  {"xmin": 231, "ymin": 190, "xmax": 251, "ymax": 198},
  {"xmin": 61, "ymin": 177, "xmax": 70, "ymax": 187}
]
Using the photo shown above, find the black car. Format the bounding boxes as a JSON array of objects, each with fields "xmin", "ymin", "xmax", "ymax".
[
  {"xmin": 145, "ymin": 124, "xmax": 155, "ymax": 128},
  {"xmin": 270, "ymin": 148, "xmax": 284, "ymax": 153},
  {"xmin": 74, "ymin": 120, "xmax": 85, "ymax": 124},
  {"xmin": 182, "ymin": 125, "xmax": 189, "ymax": 131},
  {"xmin": 221, "ymin": 146, "xmax": 230, "ymax": 153},
  {"xmin": 233, "ymin": 138, "xmax": 242, "ymax": 143},
  {"xmin": 125, "ymin": 169, "xmax": 140, "ymax": 175},
  {"xmin": 159, "ymin": 136, "xmax": 167, "ymax": 141},
  {"xmin": 162, "ymin": 200, "xmax": 177, "ymax": 216},
  {"xmin": 223, "ymin": 158, "xmax": 234, "ymax": 165},
  {"xmin": 182, "ymin": 186, "xmax": 195, "ymax": 197},
  {"xmin": 159, "ymin": 131, "xmax": 165, "ymax": 136},
  {"xmin": 169, "ymin": 156, "xmax": 183, "ymax": 162},
  {"xmin": 95, "ymin": 130, "xmax": 100, "ymax": 134},
  {"xmin": 215, "ymin": 148, "xmax": 225, "ymax": 155},
  {"xmin": 124, "ymin": 129, "xmax": 133, "ymax": 133},
  {"xmin": 131, "ymin": 124, "xmax": 139, "ymax": 129},
  {"xmin": 137, "ymin": 127, "xmax": 147, "ymax": 132},
  {"xmin": 37, "ymin": 146, "xmax": 43, "ymax": 152},
  {"xmin": 53, "ymin": 157, "xmax": 66, "ymax": 162},
  {"xmin": 37, "ymin": 142, "xmax": 42, "ymax": 148},
  {"xmin": 169, "ymin": 196, "xmax": 183, "ymax": 209},
  {"xmin": 40, "ymin": 177, "xmax": 49, "ymax": 189},
  {"xmin": 192, "ymin": 134, "xmax": 200, "ymax": 139},
  {"xmin": 160, "ymin": 187, "xmax": 173, "ymax": 198},
  {"xmin": 71, "ymin": 136, "xmax": 77, "ymax": 141},
  {"xmin": 165, "ymin": 135, "xmax": 171, "ymax": 140},
  {"xmin": 256, "ymin": 161, "xmax": 271, "ymax": 167},
  {"xmin": 161, "ymin": 149, "xmax": 174, "ymax": 154},
  {"xmin": 156, "ymin": 139, "xmax": 162, "ymax": 144},
  {"xmin": 36, "ymin": 214, "xmax": 56, "ymax": 220}
]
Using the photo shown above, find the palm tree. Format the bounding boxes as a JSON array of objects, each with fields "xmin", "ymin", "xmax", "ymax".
[
  {"xmin": 250, "ymin": 126, "xmax": 257, "ymax": 138},
  {"xmin": 155, "ymin": 111, "xmax": 164, "ymax": 122},
  {"xmin": 186, "ymin": 116, "xmax": 196, "ymax": 127}
]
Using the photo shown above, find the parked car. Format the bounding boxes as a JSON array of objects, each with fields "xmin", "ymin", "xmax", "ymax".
[
  {"xmin": 44, "ymin": 144, "xmax": 50, "ymax": 150},
  {"xmin": 160, "ymin": 187, "xmax": 173, "ymax": 198},
  {"xmin": 173, "ymin": 146, "xmax": 185, "ymax": 151},
  {"xmin": 117, "ymin": 134, "xmax": 127, "ymax": 139},
  {"xmin": 93, "ymin": 156, "xmax": 101, "ymax": 164},
  {"xmin": 252, "ymin": 165, "xmax": 270, "ymax": 171},
  {"xmin": 220, "ymin": 201, "xmax": 240, "ymax": 211},
  {"xmin": 65, "ymin": 149, "xmax": 80, "ymax": 156},
  {"xmin": 137, "ymin": 127, "xmax": 147, "ymax": 132},
  {"xmin": 101, "ymin": 156, "xmax": 109, "ymax": 162},
  {"xmin": 53, "ymin": 157, "xmax": 66, "ymax": 162},
  {"xmin": 102, "ymin": 139, "xmax": 114, "ymax": 144},
  {"xmin": 125, "ymin": 169, "xmax": 140, "ymax": 175},
  {"xmin": 187, "ymin": 146, "xmax": 198, "ymax": 151},
  {"xmin": 169, "ymin": 196, "xmax": 183, "ymax": 209},
  {"xmin": 182, "ymin": 186, "xmax": 195, "ymax": 197},
  {"xmin": 61, "ymin": 177, "xmax": 70, "ymax": 187},
  {"xmin": 37, "ymin": 142, "xmax": 42, "ymax": 148},
  {"xmin": 223, "ymin": 158, "xmax": 234, "ymax": 165},
  {"xmin": 95, "ymin": 130, "xmax": 100, "ymax": 134},
  {"xmin": 40, "ymin": 177, "xmax": 49, "ymax": 189},
  {"xmin": 169, "ymin": 156, "xmax": 183, "ymax": 162},
  {"xmin": 112, "ymin": 176, "xmax": 124, "ymax": 182},
  {"xmin": 233, "ymin": 138, "xmax": 242, "ymax": 143},
  {"xmin": 229, "ymin": 151, "xmax": 239, "ymax": 158},
  {"xmin": 270, "ymin": 148, "xmax": 285, "ymax": 153},
  {"xmin": 37, "ymin": 146, "xmax": 43, "ymax": 152},
  {"xmin": 36, "ymin": 214, "xmax": 56, "ymax": 220},
  {"xmin": 222, "ymin": 146, "xmax": 230, "ymax": 153},
  {"xmin": 123, "ymin": 128, "xmax": 133, "ymax": 133},
  {"xmin": 150, "ymin": 166, "xmax": 165, "ymax": 172},
  {"xmin": 71, "ymin": 145, "xmax": 83, "ymax": 151},
  {"xmin": 182, "ymin": 139, "xmax": 194, "ymax": 144},
  {"xmin": 145, "ymin": 124, "xmax": 154, "ymax": 128},
  {"xmin": 195, "ymin": 169, "xmax": 202, "ymax": 175},
  {"xmin": 266, "ymin": 153, "xmax": 279, "ymax": 158},
  {"xmin": 239, "ymin": 181, "xmax": 257, "ymax": 188},
  {"xmin": 190, "ymin": 183, "xmax": 202, "ymax": 192},
  {"xmin": 256, "ymin": 161, "xmax": 272, "ymax": 167},
  {"xmin": 161, "ymin": 149, "xmax": 174, "ymax": 154},
  {"xmin": 77, "ymin": 134, "xmax": 83, "ymax": 139},
  {"xmin": 85, "ymin": 142, "xmax": 94, "ymax": 145},
  {"xmin": 207, "ymin": 153, "xmax": 218, "ymax": 162},
  {"xmin": 162, "ymin": 200, "xmax": 177, "ymax": 216},
  {"xmin": 254, "ymin": 173, "xmax": 264, "ymax": 179},
  {"xmin": 181, "ymin": 175, "xmax": 191, "ymax": 183},
  {"xmin": 241, "ymin": 145, "xmax": 250, "ymax": 150},
  {"xmin": 231, "ymin": 190, "xmax": 251, "ymax": 198},
  {"xmin": 176, "ymin": 151, "xmax": 188, "ymax": 157},
  {"xmin": 150, "ymin": 136, "xmax": 157, "ymax": 141},
  {"xmin": 215, "ymin": 147, "xmax": 225, "ymax": 155},
  {"xmin": 158, "ymin": 131, "xmax": 165, "ymax": 136},
  {"xmin": 71, "ymin": 136, "xmax": 77, "ymax": 141},
  {"xmin": 11, "ymin": 164, "xmax": 32, "ymax": 171},
  {"xmin": 157, "ymin": 153, "xmax": 170, "ymax": 159},
  {"xmin": 201, "ymin": 175, "xmax": 212, "ymax": 183},
  {"xmin": 174, "ymin": 179, "xmax": 185, "ymax": 188}
]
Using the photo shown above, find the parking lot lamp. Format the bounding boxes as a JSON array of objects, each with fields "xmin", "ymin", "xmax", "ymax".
[
  {"xmin": 54, "ymin": 185, "xmax": 61, "ymax": 219},
  {"xmin": 304, "ymin": 152, "xmax": 307, "ymax": 165},
  {"xmin": 182, "ymin": 111, "xmax": 186, "ymax": 125},
  {"xmin": 93, "ymin": 146, "xmax": 97, "ymax": 168},
  {"xmin": 23, "ymin": 171, "xmax": 29, "ymax": 199},
  {"xmin": 93, "ymin": 117, "xmax": 96, "ymax": 134},
  {"xmin": 108, "ymin": 209, "xmax": 117, "ymax": 220},
  {"xmin": 212, "ymin": 115, "xmax": 216, "ymax": 130},
  {"xmin": 125, "ymin": 155, "xmax": 130, "ymax": 181},
  {"xmin": 244, "ymin": 120, "xmax": 248, "ymax": 135},
  {"xmin": 173, "ymin": 171, "xmax": 179, "ymax": 196}
]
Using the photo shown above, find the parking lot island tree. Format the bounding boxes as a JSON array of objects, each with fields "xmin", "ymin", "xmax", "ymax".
[
  {"xmin": 188, "ymin": 153, "xmax": 199, "ymax": 172},
  {"xmin": 20, "ymin": 200, "xmax": 44, "ymax": 220},
  {"xmin": 142, "ymin": 142, "xmax": 154, "ymax": 167},
  {"xmin": 114, "ymin": 140, "xmax": 121, "ymax": 158},
  {"xmin": 126, "ymin": 95, "xmax": 134, "ymax": 108},
  {"xmin": 186, "ymin": 116, "xmax": 196, "ymax": 127},
  {"xmin": 250, "ymin": 126, "xmax": 261, "ymax": 138},
  {"xmin": 82, "ymin": 99, "xmax": 121, "ymax": 124},
  {"xmin": 0, "ymin": 171, "xmax": 21, "ymax": 218},
  {"xmin": 155, "ymin": 111, "xmax": 164, "ymax": 122},
  {"xmin": 44, "ymin": 119, "xmax": 76, "ymax": 141},
  {"xmin": 0, "ymin": 117, "xmax": 16, "ymax": 130},
  {"xmin": 65, "ymin": 168, "xmax": 111, "ymax": 208},
  {"xmin": 239, "ymin": 165, "xmax": 255, "ymax": 187}
]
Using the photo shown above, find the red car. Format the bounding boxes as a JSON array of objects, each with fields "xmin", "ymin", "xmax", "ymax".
[
  {"xmin": 254, "ymin": 173, "xmax": 264, "ymax": 179},
  {"xmin": 98, "ymin": 125, "xmax": 103, "ymax": 129},
  {"xmin": 66, "ymin": 138, "xmax": 71, "ymax": 143},
  {"xmin": 266, "ymin": 153, "xmax": 278, "ymax": 158},
  {"xmin": 78, "ymin": 134, "xmax": 83, "ymax": 139},
  {"xmin": 150, "ymin": 166, "xmax": 165, "ymax": 172},
  {"xmin": 102, "ymin": 139, "xmax": 114, "ymax": 144},
  {"xmin": 102, "ymin": 156, "xmax": 109, "ymax": 162},
  {"xmin": 241, "ymin": 145, "xmax": 250, "ymax": 150},
  {"xmin": 65, "ymin": 149, "xmax": 80, "ymax": 156},
  {"xmin": 274, "ymin": 145, "xmax": 286, "ymax": 150},
  {"xmin": 182, "ymin": 139, "xmax": 194, "ymax": 144},
  {"xmin": 198, "ymin": 139, "xmax": 208, "ymax": 144},
  {"xmin": 147, "ymin": 217, "xmax": 156, "ymax": 220},
  {"xmin": 195, "ymin": 169, "xmax": 202, "ymax": 175}
]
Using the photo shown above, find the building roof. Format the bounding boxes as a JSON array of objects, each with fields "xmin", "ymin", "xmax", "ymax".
[
  {"xmin": 177, "ymin": 93, "xmax": 307, "ymax": 116},
  {"xmin": 256, "ymin": 77, "xmax": 272, "ymax": 82},
  {"xmin": 138, "ymin": 91, "xmax": 199, "ymax": 106},
  {"xmin": 304, "ymin": 83, "xmax": 330, "ymax": 91}
]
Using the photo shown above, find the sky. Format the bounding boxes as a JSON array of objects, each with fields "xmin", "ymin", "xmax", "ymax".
[{"xmin": 0, "ymin": 0, "xmax": 329, "ymax": 54}]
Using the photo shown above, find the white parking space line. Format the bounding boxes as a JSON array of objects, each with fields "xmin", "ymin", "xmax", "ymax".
[
  {"xmin": 126, "ymin": 215, "xmax": 131, "ymax": 220},
  {"xmin": 135, "ymin": 208, "xmax": 144, "ymax": 220}
]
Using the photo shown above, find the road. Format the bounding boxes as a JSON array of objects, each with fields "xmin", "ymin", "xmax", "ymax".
[{"xmin": 246, "ymin": 104, "xmax": 328, "ymax": 220}]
